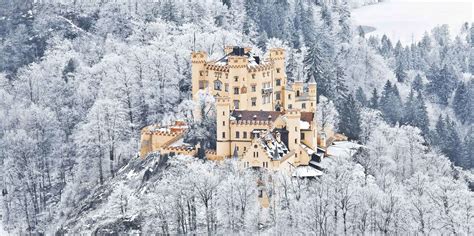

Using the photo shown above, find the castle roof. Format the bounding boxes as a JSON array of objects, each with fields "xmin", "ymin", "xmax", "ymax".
[
  {"xmin": 231, "ymin": 110, "xmax": 315, "ymax": 125},
  {"xmin": 231, "ymin": 110, "xmax": 282, "ymax": 122},
  {"xmin": 300, "ymin": 112, "xmax": 315, "ymax": 123},
  {"xmin": 211, "ymin": 46, "xmax": 269, "ymax": 67},
  {"xmin": 258, "ymin": 131, "xmax": 289, "ymax": 160}
]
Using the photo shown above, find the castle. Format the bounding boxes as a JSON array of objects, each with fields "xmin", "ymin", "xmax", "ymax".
[{"xmin": 140, "ymin": 46, "xmax": 339, "ymax": 176}]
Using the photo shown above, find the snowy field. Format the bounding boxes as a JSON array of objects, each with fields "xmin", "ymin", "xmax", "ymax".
[{"xmin": 352, "ymin": 0, "xmax": 473, "ymax": 44}]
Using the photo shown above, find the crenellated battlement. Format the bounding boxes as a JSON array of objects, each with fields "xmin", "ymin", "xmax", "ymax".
[
  {"xmin": 191, "ymin": 51, "xmax": 207, "ymax": 64},
  {"xmin": 230, "ymin": 120, "xmax": 273, "ymax": 126}
]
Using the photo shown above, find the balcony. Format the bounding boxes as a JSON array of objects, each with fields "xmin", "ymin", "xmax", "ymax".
[{"xmin": 261, "ymin": 87, "xmax": 273, "ymax": 95}]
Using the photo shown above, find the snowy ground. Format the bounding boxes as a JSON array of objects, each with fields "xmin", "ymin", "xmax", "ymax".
[
  {"xmin": 352, "ymin": 0, "xmax": 473, "ymax": 44},
  {"xmin": 327, "ymin": 141, "xmax": 362, "ymax": 159}
]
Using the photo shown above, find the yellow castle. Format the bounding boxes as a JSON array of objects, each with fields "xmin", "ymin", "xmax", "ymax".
[
  {"xmin": 194, "ymin": 46, "xmax": 326, "ymax": 175},
  {"xmin": 140, "ymin": 46, "xmax": 338, "ymax": 176}
]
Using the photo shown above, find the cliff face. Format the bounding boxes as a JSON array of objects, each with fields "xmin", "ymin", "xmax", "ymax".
[{"xmin": 58, "ymin": 153, "xmax": 169, "ymax": 235}]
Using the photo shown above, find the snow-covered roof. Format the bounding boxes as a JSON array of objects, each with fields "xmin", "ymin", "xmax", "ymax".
[
  {"xmin": 300, "ymin": 120, "xmax": 310, "ymax": 130},
  {"xmin": 292, "ymin": 165, "xmax": 323, "ymax": 177},
  {"xmin": 258, "ymin": 132, "xmax": 289, "ymax": 160}
]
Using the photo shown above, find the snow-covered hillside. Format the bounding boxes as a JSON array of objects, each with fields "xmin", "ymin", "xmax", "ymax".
[{"xmin": 352, "ymin": 0, "xmax": 473, "ymax": 44}]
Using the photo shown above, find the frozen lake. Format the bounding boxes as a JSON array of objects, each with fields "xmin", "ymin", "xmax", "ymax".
[{"xmin": 352, "ymin": 0, "xmax": 473, "ymax": 44}]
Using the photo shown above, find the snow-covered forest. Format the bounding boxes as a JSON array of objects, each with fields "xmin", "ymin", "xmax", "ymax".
[{"xmin": 0, "ymin": 0, "xmax": 472, "ymax": 234}]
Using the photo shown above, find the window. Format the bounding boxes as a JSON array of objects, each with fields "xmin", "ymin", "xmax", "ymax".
[
  {"xmin": 244, "ymin": 147, "xmax": 247, "ymax": 151},
  {"xmin": 236, "ymin": 131, "xmax": 240, "ymax": 138},
  {"xmin": 234, "ymin": 87, "xmax": 239, "ymax": 95},
  {"xmin": 288, "ymin": 94, "xmax": 291, "ymax": 100},
  {"xmin": 301, "ymin": 133, "xmax": 305, "ymax": 140},
  {"xmin": 243, "ymin": 132, "xmax": 247, "ymax": 139},
  {"xmin": 214, "ymin": 80, "xmax": 222, "ymax": 90},
  {"xmin": 251, "ymin": 97, "xmax": 257, "ymax": 106},
  {"xmin": 199, "ymin": 80, "xmax": 206, "ymax": 89},
  {"xmin": 251, "ymin": 85, "xmax": 256, "ymax": 92},
  {"xmin": 241, "ymin": 86, "xmax": 247, "ymax": 94},
  {"xmin": 276, "ymin": 79, "xmax": 281, "ymax": 86},
  {"xmin": 302, "ymin": 103, "xmax": 306, "ymax": 109},
  {"xmin": 296, "ymin": 90, "xmax": 300, "ymax": 97},
  {"xmin": 225, "ymin": 83, "xmax": 229, "ymax": 92},
  {"xmin": 233, "ymin": 100, "xmax": 239, "ymax": 109},
  {"xmin": 252, "ymin": 74, "xmax": 256, "ymax": 79},
  {"xmin": 223, "ymin": 121, "xmax": 225, "ymax": 126},
  {"xmin": 295, "ymin": 138, "xmax": 297, "ymax": 144},
  {"xmin": 276, "ymin": 68, "xmax": 281, "ymax": 73},
  {"xmin": 234, "ymin": 76, "xmax": 239, "ymax": 82},
  {"xmin": 199, "ymin": 71, "xmax": 204, "ymax": 76},
  {"xmin": 222, "ymin": 111, "xmax": 225, "ymax": 116},
  {"xmin": 222, "ymin": 132, "xmax": 226, "ymax": 138},
  {"xmin": 295, "ymin": 127, "xmax": 298, "ymax": 132},
  {"xmin": 275, "ymin": 92, "xmax": 281, "ymax": 100},
  {"xmin": 288, "ymin": 104, "xmax": 293, "ymax": 109},
  {"xmin": 263, "ymin": 95, "xmax": 270, "ymax": 104}
]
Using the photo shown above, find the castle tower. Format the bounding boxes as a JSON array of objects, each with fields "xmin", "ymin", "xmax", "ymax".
[
  {"xmin": 293, "ymin": 80, "xmax": 304, "ymax": 98},
  {"xmin": 216, "ymin": 96, "xmax": 231, "ymax": 157},
  {"xmin": 308, "ymin": 75, "xmax": 317, "ymax": 112},
  {"xmin": 285, "ymin": 110, "xmax": 301, "ymax": 151},
  {"xmin": 227, "ymin": 55, "xmax": 249, "ymax": 110},
  {"xmin": 270, "ymin": 48, "xmax": 286, "ymax": 108},
  {"xmin": 191, "ymin": 51, "xmax": 208, "ymax": 101}
]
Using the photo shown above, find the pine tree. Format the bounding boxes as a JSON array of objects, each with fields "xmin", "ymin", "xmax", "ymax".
[
  {"xmin": 395, "ymin": 59, "xmax": 407, "ymax": 83},
  {"xmin": 380, "ymin": 80, "xmax": 403, "ymax": 125},
  {"xmin": 355, "ymin": 87, "xmax": 367, "ymax": 106},
  {"xmin": 426, "ymin": 64, "xmax": 458, "ymax": 105},
  {"xmin": 414, "ymin": 92, "xmax": 429, "ymax": 134},
  {"xmin": 461, "ymin": 128, "xmax": 473, "ymax": 168},
  {"xmin": 369, "ymin": 88, "xmax": 379, "ymax": 109},
  {"xmin": 453, "ymin": 82, "xmax": 471, "ymax": 124},
  {"xmin": 338, "ymin": 94, "xmax": 361, "ymax": 140},
  {"xmin": 412, "ymin": 74, "xmax": 423, "ymax": 92},
  {"xmin": 444, "ymin": 116, "xmax": 462, "ymax": 165},
  {"xmin": 403, "ymin": 89, "xmax": 416, "ymax": 125},
  {"xmin": 380, "ymin": 34, "xmax": 393, "ymax": 58}
]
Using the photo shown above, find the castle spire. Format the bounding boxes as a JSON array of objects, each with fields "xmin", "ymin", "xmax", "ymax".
[{"xmin": 308, "ymin": 74, "xmax": 317, "ymax": 84}]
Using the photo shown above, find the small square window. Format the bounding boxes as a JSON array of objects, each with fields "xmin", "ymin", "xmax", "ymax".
[
  {"xmin": 276, "ymin": 68, "xmax": 281, "ymax": 73},
  {"xmin": 251, "ymin": 85, "xmax": 256, "ymax": 92}
]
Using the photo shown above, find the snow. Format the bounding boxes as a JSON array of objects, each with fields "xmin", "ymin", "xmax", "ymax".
[
  {"xmin": 0, "ymin": 222, "xmax": 9, "ymax": 235},
  {"xmin": 292, "ymin": 165, "xmax": 323, "ymax": 177},
  {"xmin": 299, "ymin": 120, "xmax": 310, "ymax": 130},
  {"xmin": 352, "ymin": 0, "xmax": 473, "ymax": 44},
  {"xmin": 327, "ymin": 141, "xmax": 362, "ymax": 159}
]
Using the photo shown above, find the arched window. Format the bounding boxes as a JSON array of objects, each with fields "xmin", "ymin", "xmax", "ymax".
[
  {"xmin": 296, "ymin": 90, "xmax": 300, "ymax": 97},
  {"xmin": 214, "ymin": 80, "xmax": 222, "ymax": 90}
]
